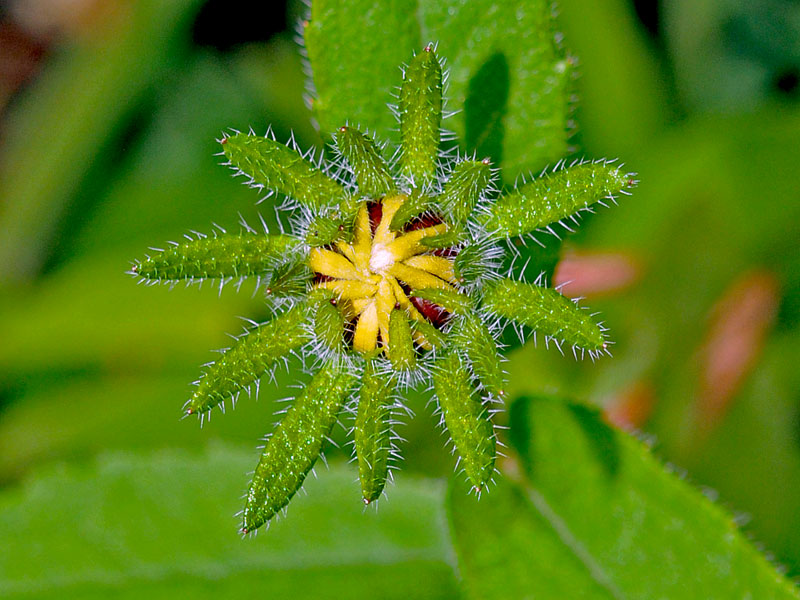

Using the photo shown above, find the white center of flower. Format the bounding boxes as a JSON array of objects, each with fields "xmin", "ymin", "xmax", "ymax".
[
  {"xmin": 369, "ymin": 243, "xmax": 395, "ymax": 274},
  {"xmin": 308, "ymin": 195, "xmax": 457, "ymax": 353}
]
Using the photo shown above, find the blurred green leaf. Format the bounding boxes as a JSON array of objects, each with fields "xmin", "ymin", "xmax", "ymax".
[
  {"xmin": 305, "ymin": 0, "xmax": 572, "ymax": 179},
  {"xmin": 0, "ymin": 0, "xmax": 204, "ymax": 284},
  {"xmin": 0, "ymin": 448, "xmax": 458, "ymax": 599},
  {"xmin": 557, "ymin": 0, "xmax": 672, "ymax": 158},
  {"xmin": 449, "ymin": 477, "xmax": 614, "ymax": 598},
  {"xmin": 449, "ymin": 395, "xmax": 800, "ymax": 598}
]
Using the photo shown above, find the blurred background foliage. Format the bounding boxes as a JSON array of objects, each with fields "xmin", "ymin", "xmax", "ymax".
[{"xmin": 0, "ymin": 0, "xmax": 798, "ymax": 595}]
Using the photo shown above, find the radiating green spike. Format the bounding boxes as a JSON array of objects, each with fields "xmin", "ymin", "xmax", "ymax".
[
  {"xmin": 440, "ymin": 159, "xmax": 492, "ymax": 225},
  {"xmin": 434, "ymin": 352, "xmax": 496, "ymax": 490},
  {"xmin": 452, "ymin": 314, "xmax": 506, "ymax": 399},
  {"xmin": 482, "ymin": 279, "xmax": 607, "ymax": 352},
  {"xmin": 314, "ymin": 297, "xmax": 345, "ymax": 353},
  {"xmin": 222, "ymin": 132, "xmax": 346, "ymax": 210},
  {"xmin": 480, "ymin": 161, "xmax": 636, "ymax": 238},
  {"xmin": 420, "ymin": 229, "xmax": 463, "ymax": 249},
  {"xmin": 242, "ymin": 363, "xmax": 355, "ymax": 532},
  {"xmin": 410, "ymin": 318, "xmax": 447, "ymax": 349},
  {"xmin": 187, "ymin": 305, "xmax": 310, "ymax": 415},
  {"xmin": 412, "ymin": 287, "xmax": 473, "ymax": 315},
  {"xmin": 390, "ymin": 189, "xmax": 430, "ymax": 232},
  {"xmin": 335, "ymin": 126, "xmax": 395, "ymax": 196},
  {"xmin": 388, "ymin": 309, "xmax": 416, "ymax": 370},
  {"xmin": 453, "ymin": 242, "xmax": 487, "ymax": 285},
  {"xmin": 399, "ymin": 46, "xmax": 442, "ymax": 185},
  {"xmin": 354, "ymin": 359, "xmax": 396, "ymax": 503},
  {"xmin": 132, "ymin": 234, "xmax": 301, "ymax": 282},
  {"xmin": 304, "ymin": 212, "xmax": 353, "ymax": 246},
  {"xmin": 264, "ymin": 261, "xmax": 312, "ymax": 300}
]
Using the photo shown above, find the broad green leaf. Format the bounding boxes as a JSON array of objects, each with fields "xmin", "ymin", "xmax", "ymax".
[
  {"xmin": 304, "ymin": 0, "xmax": 420, "ymax": 144},
  {"xmin": 0, "ymin": 448, "xmax": 458, "ymax": 599},
  {"xmin": 305, "ymin": 0, "xmax": 572, "ymax": 179},
  {"xmin": 449, "ymin": 477, "xmax": 614, "ymax": 598},
  {"xmin": 450, "ymin": 395, "xmax": 800, "ymax": 599}
]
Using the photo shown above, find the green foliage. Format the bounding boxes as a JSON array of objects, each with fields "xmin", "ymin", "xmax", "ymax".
[
  {"xmin": 399, "ymin": 48, "xmax": 443, "ymax": 184},
  {"xmin": 354, "ymin": 359, "xmax": 396, "ymax": 503},
  {"xmin": 188, "ymin": 305, "xmax": 310, "ymax": 415},
  {"xmin": 243, "ymin": 364, "xmax": 356, "ymax": 532},
  {"xmin": 412, "ymin": 287, "xmax": 473, "ymax": 315},
  {"xmin": 433, "ymin": 352, "xmax": 496, "ymax": 490},
  {"xmin": 222, "ymin": 132, "xmax": 345, "ymax": 210},
  {"xmin": 335, "ymin": 126, "xmax": 395, "ymax": 196},
  {"xmin": 448, "ymin": 395, "xmax": 800, "ymax": 599},
  {"xmin": 483, "ymin": 279, "xmax": 607, "ymax": 354},
  {"xmin": 481, "ymin": 160, "xmax": 636, "ymax": 239},
  {"xmin": 133, "ymin": 233, "xmax": 301, "ymax": 281},
  {"xmin": 313, "ymin": 297, "xmax": 346, "ymax": 354},
  {"xmin": 388, "ymin": 309, "xmax": 417, "ymax": 371},
  {"xmin": 0, "ymin": 449, "xmax": 456, "ymax": 599},
  {"xmin": 304, "ymin": 0, "xmax": 574, "ymax": 178},
  {"xmin": 451, "ymin": 314, "xmax": 506, "ymax": 399},
  {"xmin": 439, "ymin": 159, "xmax": 493, "ymax": 227}
]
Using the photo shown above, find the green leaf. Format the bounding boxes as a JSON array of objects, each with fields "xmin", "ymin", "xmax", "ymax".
[
  {"xmin": 355, "ymin": 359, "xmax": 397, "ymax": 503},
  {"xmin": 481, "ymin": 160, "xmax": 636, "ymax": 239},
  {"xmin": 0, "ymin": 447, "xmax": 459, "ymax": 599},
  {"xmin": 448, "ymin": 394, "xmax": 800, "ymax": 599},
  {"xmin": 132, "ymin": 233, "xmax": 302, "ymax": 282},
  {"xmin": 399, "ymin": 47, "xmax": 443, "ymax": 185},
  {"xmin": 334, "ymin": 126, "xmax": 396, "ymax": 196},
  {"xmin": 189, "ymin": 305, "xmax": 311, "ymax": 415},
  {"xmin": 222, "ymin": 133, "xmax": 346, "ymax": 210},
  {"xmin": 449, "ymin": 477, "xmax": 615, "ymax": 598},
  {"xmin": 433, "ymin": 352, "xmax": 496, "ymax": 491},
  {"xmin": 243, "ymin": 364, "xmax": 356, "ymax": 531},
  {"xmin": 305, "ymin": 0, "xmax": 572, "ymax": 178},
  {"xmin": 483, "ymin": 279, "xmax": 608, "ymax": 354}
]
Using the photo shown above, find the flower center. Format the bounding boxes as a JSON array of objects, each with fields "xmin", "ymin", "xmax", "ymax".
[{"xmin": 308, "ymin": 194, "xmax": 457, "ymax": 353}]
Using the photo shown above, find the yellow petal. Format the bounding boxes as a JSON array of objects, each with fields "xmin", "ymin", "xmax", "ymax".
[
  {"xmin": 308, "ymin": 248, "xmax": 361, "ymax": 280},
  {"xmin": 315, "ymin": 279, "xmax": 377, "ymax": 299},
  {"xmin": 388, "ymin": 262, "xmax": 454, "ymax": 291},
  {"xmin": 350, "ymin": 203, "xmax": 372, "ymax": 271},
  {"xmin": 353, "ymin": 301, "xmax": 379, "ymax": 352},
  {"xmin": 375, "ymin": 278, "xmax": 396, "ymax": 349},
  {"xmin": 385, "ymin": 224, "xmax": 448, "ymax": 261},
  {"xmin": 404, "ymin": 255, "xmax": 458, "ymax": 284},
  {"xmin": 373, "ymin": 194, "xmax": 406, "ymax": 246}
]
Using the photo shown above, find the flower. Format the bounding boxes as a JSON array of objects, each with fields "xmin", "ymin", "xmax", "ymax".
[{"xmin": 131, "ymin": 46, "xmax": 635, "ymax": 533}]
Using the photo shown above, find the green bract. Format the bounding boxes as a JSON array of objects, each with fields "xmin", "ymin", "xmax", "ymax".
[{"xmin": 131, "ymin": 47, "xmax": 636, "ymax": 533}]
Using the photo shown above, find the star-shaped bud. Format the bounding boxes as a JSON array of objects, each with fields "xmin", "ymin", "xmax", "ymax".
[{"xmin": 131, "ymin": 46, "xmax": 636, "ymax": 533}]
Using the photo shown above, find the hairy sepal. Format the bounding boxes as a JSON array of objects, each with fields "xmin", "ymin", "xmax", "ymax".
[
  {"xmin": 440, "ymin": 159, "xmax": 492, "ymax": 226},
  {"xmin": 481, "ymin": 161, "xmax": 636, "ymax": 238},
  {"xmin": 313, "ymin": 297, "xmax": 346, "ymax": 355},
  {"xmin": 222, "ymin": 133, "xmax": 345, "ymax": 210},
  {"xmin": 187, "ymin": 305, "xmax": 310, "ymax": 415},
  {"xmin": 242, "ymin": 363, "xmax": 355, "ymax": 532},
  {"xmin": 334, "ymin": 126, "xmax": 395, "ymax": 196},
  {"xmin": 388, "ymin": 309, "xmax": 416, "ymax": 371},
  {"xmin": 452, "ymin": 314, "xmax": 506, "ymax": 399},
  {"xmin": 412, "ymin": 287, "xmax": 473, "ymax": 315},
  {"xmin": 389, "ymin": 189, "xmax": 430, "ymax": 232},
  {"xmin": 483, "ymin": 279, "xmax": 607, "ymax": 354},
  {"xmin": 133, "ymin": 233, "xmax": 301, "ymax": 282},
  {"xmin": 434, "ymin": 352, "xmax": 496, "ymax": 491},
  {"xmin": 354, "ymin": 359, "xmax": 396, "ymax": 503},
  {"xmin": 399, "ymin": 47, "xmax": 443, "ymax": 185}
]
